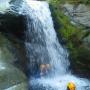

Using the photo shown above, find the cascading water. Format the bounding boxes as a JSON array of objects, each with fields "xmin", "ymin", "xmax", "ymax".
[
  {"xmin": 24, "ymin": 0, "xmax": 70, "ymax": 76},
  {"xmin": 19, "ymin": 0, "xmax": 90, "ymax": 90},
  {"xmin": 0, "ymin": 0, "xmax": 10, "ymax": 13}
]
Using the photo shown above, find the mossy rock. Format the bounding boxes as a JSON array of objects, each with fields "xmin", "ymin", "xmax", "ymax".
[
  {"xmin": 0, "ymin": 31, "xmax": 28, "ymax": 74},
  {"xmin": 5, "ymin": 82, "xmax": 28, "ymax": 90},
  {"xmin": 50, "ymin": 0, "xmax": 90, "ymax": 77},
  {"xmin": 0, "ymin": 62, "xmax": 27, "ymax": 90},
  {"xmin": 0, "ymin": 33, "xmax": 16, "ymax": 64},
  {"xmin": 83, "ymin": 35, "xmax": 90, "ymax": 48},
  {"xmin": 0, "ymin": 33, "xmax": 28, "ymax": 89}
]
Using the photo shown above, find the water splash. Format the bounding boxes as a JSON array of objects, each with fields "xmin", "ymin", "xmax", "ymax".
[
  {"xmin": 30, "ymin": 74, "xmax": 90, "ymax": 90},
  {"xmin": 0, "ymin": 0, "xmax": 10, "ymax": 13}
]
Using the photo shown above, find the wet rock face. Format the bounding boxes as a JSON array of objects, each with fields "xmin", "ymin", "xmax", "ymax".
[
  {"xmin": 63, "ymin": 4, "xmax": 90, "ymax": 28},
  {"xmin": 50, "ymin": 1, "xmax": 90, "ymax": 78},
  {"xmin": 60, "ymin": 3, "xmax": 90, "ymax": 78},
  {"xmin": 6, "ymin": 82, "xmax": 28, "ymax": 90},
  {"xmin": 0, "ymin": 33, "xmax": 28, "ymax": 90},
  {"xmin": 0, "ymin": 62, "xmax": 27, "ymax": 89},
  {"xmin": 0, "ymin": 11, "xmax": 29, "ymax": 76},
  {"xmin": 83, "ymin": 35, "xmax": 90, "ymax": 49},
  {"xmin": 0, "ymin": 11, "xmax": 29, "ymax": 75},
  {"xmin": 0, "ymin": 2, "xmax": 28, "ymax": 88}
]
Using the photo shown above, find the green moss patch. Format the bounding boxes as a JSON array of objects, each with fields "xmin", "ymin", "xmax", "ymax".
[{"xmin": 49, "ymin": 0, "xmax": 90, "ymax": 77}]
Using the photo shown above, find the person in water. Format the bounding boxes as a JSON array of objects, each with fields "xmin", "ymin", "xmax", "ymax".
[
  {"xmin": 67, "ymin": 82, "xmax": 76, "ymax": 90},
  {"xmin": 40, "ymin": 64, "xmax": 51, "ymax": 76}
]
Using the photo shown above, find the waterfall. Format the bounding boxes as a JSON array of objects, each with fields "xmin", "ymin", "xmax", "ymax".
[
  {"xmin": 0, "ymin": 0, "xmax": 10, "ymax": 13},
  {"xmin": 18, "ymin": 0, "xmax": 90, "ymax": 90},
  {"xmin": 22, "ymin": 0, "xmax": 69, "ymax": 76}
]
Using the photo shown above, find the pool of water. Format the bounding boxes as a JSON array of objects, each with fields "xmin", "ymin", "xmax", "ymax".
[{"xmin": 30, "ymin": 74, "xmax": 90, "ymax": 90}]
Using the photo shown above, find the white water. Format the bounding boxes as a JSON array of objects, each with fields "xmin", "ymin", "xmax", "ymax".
[
  {"xmin": 0, "ymin": 0, "xmax": 10, "ymax": 13},
  {"xmin": 24, "ymin": 0, "xmax": 70, "ymax": 76},
  {"xmin": 19, "ymin": 0, "xmax": 90, "ymax": 90}
]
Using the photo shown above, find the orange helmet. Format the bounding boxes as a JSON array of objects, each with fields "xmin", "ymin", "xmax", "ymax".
[{"xmin": 67, "ymin": 82, "xmax": 76, "ymax": 90}]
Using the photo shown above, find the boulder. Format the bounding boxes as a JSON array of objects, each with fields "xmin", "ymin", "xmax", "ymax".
[
  {"xmin": 0, "ymin": 2, "xmax": 28, "ymax": 74},
  {"xmin": 5, "ymin": 82, "xmax": 28, "ymax": 90},
  {"xmin": 50, "ymin": 1, "xmax": 90, "ymax": 78},
  {"xmin": 63, "ymin": 3, "xmax": 90, "ymax": 28},
  {"xmin": 0, "ymin": 0, "xmax": 28, "ymax": 89},
  {"xmin": 0, "ymin": 33, "xmax": 28, "ymax": 90},
  {"xmin": 0, "ymin": 12, "xmax": 26, "ymax": 41},
  {"xmin": 83, "ymin": 35, "xmax": 90, "ymax": 48},
  {"xmin": 0, "ymin": 62, "xmax": 27, "ymax": 90}
]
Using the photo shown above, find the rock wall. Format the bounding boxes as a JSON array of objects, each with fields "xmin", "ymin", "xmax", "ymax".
[
  {"xmin": 49, "ymin": 1, "xmax": 90, "ymax": 78},
  {"xmin": 0, "ymin": 7, "xmax": 28, "ymax": 90},
  {"xmin": 0, "ymin": 33, "xmax": 28, "ymax": 90}
]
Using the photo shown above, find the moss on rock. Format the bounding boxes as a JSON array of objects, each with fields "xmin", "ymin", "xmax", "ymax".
[
  {"xmin": 0, "ymin": 33, "xmax": 28, "ymax": 89},
  {"xmin": 0, "ymin": 62, "xmax": 27, "ymax": 89},
  {"xmin": 50, "ymin": 0, "xmax": 90, "ymax": 78},
  {"xmin": 5, "ymin": 82, "xmax": 28, "ymax": 90}
]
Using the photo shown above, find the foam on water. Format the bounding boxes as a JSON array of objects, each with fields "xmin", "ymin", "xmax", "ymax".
[
  {"xmin": 30, "ymin": 75, "xmax": 90, "ymax": 90},
  {"xmin": 0, "ymin": 0, "xmax": 10, "ymax": 13}
]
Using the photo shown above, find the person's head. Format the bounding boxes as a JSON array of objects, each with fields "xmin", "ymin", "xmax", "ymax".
[
  {"xmin": 67, "ymin": 82, "xmax": 76, "ymax": 90},
  {"xmin": 40, "ymin": 64, "xmax": 51, "ymax": 76}
]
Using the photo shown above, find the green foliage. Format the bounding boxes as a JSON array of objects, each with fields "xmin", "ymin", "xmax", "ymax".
[
  {"xmin": 50, "ymin": 2, "xmax": 83, "ymax": 47},
  {"xmin": 50, "ymin": 0, "xmax": 90, "ymax": 76},
  {"xmin": 49, "ymin": 0, "xmax": 90, "ymax": 5}
]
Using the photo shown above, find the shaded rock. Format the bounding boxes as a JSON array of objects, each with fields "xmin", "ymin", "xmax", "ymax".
[
  {"xmin": 63, "ymin": 3, "xmax": 90, "ymax": 28},
  {"xmin": 0, "ymin": 62, "xmax": 27, "ymax": 90},
  {"xmin": 49, "ymin": 0, "xmax": 90, "ymax": 78},
  {"xmin": 5, "ymin": 82, "xmax": 28, "ymax": 90},
  {"xmin": 0, "ymin": 0, "xmax": 26, "ymax": 41},
  {"xmin": 0, "ymin": 31, "xmax": 28, "ymax": 74},
  {"xmin": 0, "ymin": 33, "xmax": 16, "ymax": 64},
  {"xmin": 0, "ymin": 12, "xmax": 26, "ymax": 41},
  {"xmin": 83, "ymin": 35, "xmax": 90, "ymax": 48},
  {"xmin": 0, "ymin": 0, "xmax": 28, "ymax": 76},
  {"xmin": 0, "ymin": 33, "xmax": 28, "ymax": 89},
  {"xmin": 0, "ymin": 33, "xmax": 26, "ymax": 66}
]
